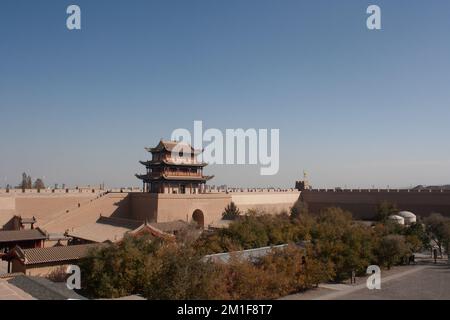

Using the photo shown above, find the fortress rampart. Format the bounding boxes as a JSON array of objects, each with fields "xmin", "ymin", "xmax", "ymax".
[
  {"xmin": 301, "ymin": 188, "xmax": 450, "ymax": 219},
  {"xmin": 230, "ymin": 192, "xmax": 300, "ymax": 214},
  {"xmin": 129, "ymin": 191, "xmax": 299, "ymax": 226},
  {"xmin": 129, "ymin": 192, "xmax": 231, "ymax": 226},
  {"xmin": 0, "ymin": 188, "xmax": 135, "ymax": 195},
  {"xmin": 1, "ymin": 189, "xmax": 299, "ymax": 231}
]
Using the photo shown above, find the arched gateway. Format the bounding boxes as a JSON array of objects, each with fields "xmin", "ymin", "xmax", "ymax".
[{"xmin": 192, "ymin": 209, "xmax": 205, "ymax": 228}]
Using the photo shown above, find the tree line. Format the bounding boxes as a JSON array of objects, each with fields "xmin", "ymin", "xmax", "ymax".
[
  {"xmin": 77, "ymin": 201, "xmax": 450, "ymax": 299},
  {"xmin": 78, "ymin": 235, "xmax": 329, "ymax": 299},
  {"xmin": 12, "ymin": 172, "xmax": 45, "ymax": 190}
]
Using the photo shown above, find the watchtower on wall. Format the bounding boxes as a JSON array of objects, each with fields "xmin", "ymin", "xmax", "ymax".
[
  {"xmin": 295, "ymin": 170, "xmax": 310, "ymax": 191},
  {"xmin": 136, "ymin": 140, "xmax": 214, "ymax": 194}
]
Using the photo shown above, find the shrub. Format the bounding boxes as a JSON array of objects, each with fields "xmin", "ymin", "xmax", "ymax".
[
  {"xmin": 47, "ymin": 266, "xmax": 69, "ymax": 283},
  {"xmin": 374, "ymin": 234, "xmax": 410, "ymax": 269},
  {"xmin": 222, "ymin": 202, "xmax": 241, "ymax": 220},
  {"xmin": 308, "ymin": 207, "xmax": 375, "ymax": 280},
  {"xmin": 290, "ymin": 200, "xmax": 308, "ymax": 220},
  {"xmin": 194, "ymin": 213, "xmax": 306, "ymax": 255},
  {"xmin": 143, "ymin": 243, "xmax": 226, "ymax": 300},
  {"xmin": 79, "ymin": 235, "xmax": 161, "ymax": 298},
  {"xmin": 80, "ymin": 206, "xmax": 422, "ymax": 300},
  {"xmin": 375, "ymin": 201, "xmax": 398, "ymax": 222},
  {"xmin": 424, "ymin": 213, "xmax": 450, "ymax": 256}
]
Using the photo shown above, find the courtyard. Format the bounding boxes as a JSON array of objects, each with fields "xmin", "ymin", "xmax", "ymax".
[{"xmin": 283, "ymin": 257, "xmax": 450, "ymax": 300}]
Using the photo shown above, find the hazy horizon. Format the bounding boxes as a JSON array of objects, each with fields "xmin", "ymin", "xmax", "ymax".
[{"xmin": 1, "ymin": 0, "xmax": 450, "ymax": 189}]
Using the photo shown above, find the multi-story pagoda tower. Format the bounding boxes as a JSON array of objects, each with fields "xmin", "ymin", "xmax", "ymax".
[{"xmin": 136, "ymin": 140, "xmax": 213, "ymax": 194}]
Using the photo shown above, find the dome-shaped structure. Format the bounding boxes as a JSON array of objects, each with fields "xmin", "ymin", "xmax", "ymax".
[
  {"xmin": 397, "ymin": 211, "xmax": 417, "ymax": 224},
  {"xmin": 388, "ymin": 215, "xmax": 405, "ymax": 225}
]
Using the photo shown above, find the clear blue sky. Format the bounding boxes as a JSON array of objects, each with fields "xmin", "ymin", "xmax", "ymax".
[{"xmin": 1, "ymin": 0, "xmax": 450, "ymax": 189}]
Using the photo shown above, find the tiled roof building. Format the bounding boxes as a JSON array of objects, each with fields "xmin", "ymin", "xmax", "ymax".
[
  {"xmin": 0, "ymin": 228, "xmax": 47, "ymax": 254},
  {"xmin": 136, "ymin": 140, "xmax": 213, "ymax": 195},
  {"xmin": 9, "ymin": 243, "xmax": 103, "ymax": 277},
  {"xmin": 0, "ymin": 229, "xmax": 47, "ymax": 244},
  {"xmin": 67, "ymin": 216, "xmax": 183, "ymax": 244},
  {"xmin": 14, "ymin": 244, "xmax": 100, "ymax": 265}
]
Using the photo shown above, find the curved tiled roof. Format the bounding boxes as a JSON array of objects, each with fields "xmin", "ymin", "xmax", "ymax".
[
  {"xmin": 145, "ymin": 140, "xmax": 202, "ymax": 154},
  {"xmin": 15, "ymin": 243, "xmax": 103, "ymax": 265},
  {"xmin": 136, "ymin": 174, "xmax": 214, "ymax": 182},
  {"xmin": 0, "ymin": 228, "xmax": 47, "ymax": 243},
  {"xmin": 67, "ymin": 217, "xmax": 179, "ymax": 243},
  {"xmin": 139, "ymin": 160, "xmax": 207, "ymax": 167}
]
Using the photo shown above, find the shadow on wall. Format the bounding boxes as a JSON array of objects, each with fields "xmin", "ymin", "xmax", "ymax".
[
  {"xmin": 127, "ymin": 193, "xmax": 158, "ymax": 222},
  {"xmin": 110, "ymin": 199, "xmax": 130, "ymax": 219},
  {"xmin": 72, "ymin": 192, "xmax": 135, "ymax": 221}
]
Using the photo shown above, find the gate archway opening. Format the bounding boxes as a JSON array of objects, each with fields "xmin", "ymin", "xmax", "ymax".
[{"xmin": 192, "ymin": 209, "xmax": 205, "ymax": 229}]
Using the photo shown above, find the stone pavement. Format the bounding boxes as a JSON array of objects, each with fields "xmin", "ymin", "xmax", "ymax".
[
  {"xmin": 282, "ymin": 257, "xmax": 450, "ymax": 300},
  {"xmin": 337, "ymin": 263, "xmax": 450, "ymax": 300}
]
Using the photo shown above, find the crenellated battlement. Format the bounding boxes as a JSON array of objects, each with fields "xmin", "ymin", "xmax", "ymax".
[
  {"xmin": 300, "ymin": 187, "xmax": 450, "ymax": 219},
  {"xmin": 0, "ymin": 188, "xmax": 106, "ymax": 195},
  {"xmin": 305, "ymin": 188, "xmax": 450, "ymax": 194}
]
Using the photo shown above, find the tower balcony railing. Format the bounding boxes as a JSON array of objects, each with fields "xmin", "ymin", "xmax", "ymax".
[
  {"xmin": 148, "ymin": 171, "xmax": 202, "ymax": 178},
  {"xmin": 165, "ymin": 171, "xmax": 202, "ymax": 177},
  {"xmin": 163, "ymin": 156, "xmax": 198, "ymax": 164}
]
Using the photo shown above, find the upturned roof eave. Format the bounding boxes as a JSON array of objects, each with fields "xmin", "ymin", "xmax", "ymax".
[
  {"xmin": 139, "ymin": 160, "xmax": 207, "ymax": 167},
  {"xmin": 144, "ymin": 140, "xmax": 203, "ymax": 154},
  {"xmin": 135, "ymin": 174, "xmax": 213, "ymax": 182}
]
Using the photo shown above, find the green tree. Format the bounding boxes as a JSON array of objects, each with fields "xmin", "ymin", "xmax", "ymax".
[
  {"xmin": 143, "ymin": 243, "xmax": 224, "ymax": 300},
  {"xmin": 80, "ymin": 235, "xmax": 225, "ymax": 300},
  {"xmin": 194, "ymin": 212, "xmax": 313, "ymax": 255},
  {"xmin": 308, "ymin": 207, "xmax": 374, "ymax": 280},
  {"xmin": 21, "ymin": 172, "xmax": 27, "ymax": 189},
  {"xmin": 225, "ymin": 215, "xmax": 270, "ymax": 249},
  {"xmin": 79, "ymin": 235, "xmax": 162, "ymax": 298},
  {"xmin": 402, "ymin": 222, "xmax": 430, "ymax": 252},
  {"xmin": 260, "ymin": 245, "xmax": 333, "ymax": 293},
  {"xmin": 424, "ymin": 213, "xmax": 450, "ymax": 257},
  {"xmin": 222, "ymin": 202, "xmax": 241, "ymax": 220},
  {"xmin": 374, "ymin": 234, "xmax": 410, "ymax": 269},
  {"xmin": 375, "ymin": 201, "xmax": 398, "ymax": 222},
  {"xmin": 26, "ymin": 175, "xmax": 32, "ymax": 189},
  {"xmin": 79, "ymin": 206, "xmax": 432, "ymax": 300},
  {"xmin": 290, "ymin": 200, "xmax": 308, "ymax": 220},
  {"xmin": 18, "ymin": 172, "xmax": 31, "ymax": 190},
  {"xmin": 33, "ymin": 178, "xmax": 45, "ymax": 190}
]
